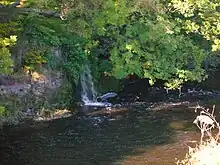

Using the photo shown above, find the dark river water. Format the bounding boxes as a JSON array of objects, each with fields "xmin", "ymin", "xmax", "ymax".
[{"xmin": 1, "ymin": 98, "xmax": 220, "ymax": 165}]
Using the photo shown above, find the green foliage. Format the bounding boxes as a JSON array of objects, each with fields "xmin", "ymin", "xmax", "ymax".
[
  {"xmin": 61, "ymin": 35, "xmax": 87, "ymax": 84},
  {"xmin": 21, "ymin": 15, "xmax": 61, "ymax": 46},
  {"xmin": 0, "ymin": 9, "xmax": 22, "ymax": 75},
  {"xmin": 23, "ymin": 49, "xmax": 47, "ymax": 70},
  {"xmin": 0, "ymin": 22, "xmax": 21, "ymax": 37},
  {"xmin": 87, "ymin": 1, "xmax": 207, "ymax": 89},
  {"xmin": 0, "ymin": 105, "xmax": 8, "ymax": 116},
  {"xmin": 0, "ymin": 35, "xmax": 17, "ymax": 46},
  {"xmin": 0, "ymin": 36, "xmax": 17, "ymax": 74},
  {"xmin": 205, "ymin": 53, "xmax": 220, "ymax": 72},
  {"xmin": 19, "ymin": 14, "xmax": 87, "ymax": 83},
  {"xmin": 0, "ymin": 0, "xmax": 15, "ymax": 5},
  {"xmin": 51, "ymin": 81, "xmax": 74, "ymax": 108},
  {"xmin": 167, "ymin": 0, "xmax": 220, "ymax": 52},
  {"xmin": 1, "ymin": 0, "xmax": 219, "ymax": 90}
]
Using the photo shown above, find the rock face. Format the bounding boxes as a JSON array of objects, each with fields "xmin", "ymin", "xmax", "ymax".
[
  {"xmin": 0, "ymin": 71, "xmax": 62, "ymax": 96},
  {"xmin": 30, "ymin": 71, "xmax": 63, "ymax": 95},
  {"xmin": 0, "ymin": 69, "xmax": 69, "ymax": 126},
  {"xmin": 0, "ymin": 83, "xmax": 32, "ymax": 96},
  {"xmin": 0, "ymin": 75, "xmax": 16, "ymax": 85},
  {"xmin": 0, "ymin": 46, "xmax": 64, "ymax": 97}
]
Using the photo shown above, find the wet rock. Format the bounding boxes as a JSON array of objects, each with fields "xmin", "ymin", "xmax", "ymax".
[
  {"xmin": 97, "ymin": 92, "xmax": 117, "ymax": 102},
  {"xmin": 147, "ymin": 101, "xmax": 190, "ymax": 111},
  {"xmin": 88, "ymin": 116, "xmax": 109, "ymax": 125},
  {"xmin": 53, "ymin": 109, "xmax": 72, "ymax": 118},
  {"xmin": 112, "ymin": 104, "xmax": 122, "ymax": 108},
  {"xmin": 23, "ymin": 108, "xmax": 35, "ymax": 116},
  {"xmin": 87, "ymin": 107, "xmax": 131, "ymax": 117},
  {"xmin": 34, "ymin": 109, "xmax": 72, "ymax": 121}
]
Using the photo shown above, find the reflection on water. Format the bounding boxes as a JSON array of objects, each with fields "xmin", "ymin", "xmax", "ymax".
[
  {"xmin": 0, "ymin": 102, "xmax": 219, "ymax": 165},
  {"xmin": 118, "ymin": 131, "xmax": 201, "ymax": 165}
]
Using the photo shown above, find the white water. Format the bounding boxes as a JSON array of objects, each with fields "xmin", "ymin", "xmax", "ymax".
[
  {"xmin": 81, "ymin": 65, "xmax": 97, "ymax": 103},
  {"xmin": 80, "ymin": 65, "xmax": 111, "ymax": 107}
]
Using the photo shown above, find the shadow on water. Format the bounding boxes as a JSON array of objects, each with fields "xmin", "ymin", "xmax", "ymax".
[{"xmin": 0, "ymin": 102, "xmax": 217, "ymax": 165}]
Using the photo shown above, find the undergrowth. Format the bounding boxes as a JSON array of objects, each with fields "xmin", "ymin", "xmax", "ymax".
[{"xmin": 177, "ymin": 105, "xmax": 220, "ymax": 165}]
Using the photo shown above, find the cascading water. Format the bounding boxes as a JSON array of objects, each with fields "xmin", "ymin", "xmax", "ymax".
[
  {"xmin": 80, "ymin": 65, "xmax": 111, "ymax": 107},
  {"xmin": 81, "ymin": 65, "xmax": 97, "ymax": 103}
]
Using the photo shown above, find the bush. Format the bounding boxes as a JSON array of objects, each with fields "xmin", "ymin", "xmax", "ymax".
[
  {"xmin": 0, "ymin": 36, "xmax": 16, "ymax": 74},
  {"xmin": 177, "ymin": 105, "xmax": 220, "ymax": 165},
  {"xmin": 0, "ymin": 105, "xmax": 8, "ymax": 116}
]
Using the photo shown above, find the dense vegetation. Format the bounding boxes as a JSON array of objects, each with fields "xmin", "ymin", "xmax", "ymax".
[{"xmin": 0, "ymin": 0, "xmax": 219, "ymax": 89}]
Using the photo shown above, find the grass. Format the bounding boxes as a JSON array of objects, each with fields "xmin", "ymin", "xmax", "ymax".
[{"xmin": 177, "ymin": 105, "xmax": 220, "ymax": 165}]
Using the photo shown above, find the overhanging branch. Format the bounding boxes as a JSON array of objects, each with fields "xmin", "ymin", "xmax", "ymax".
[
  {"xmin": 9, "ymin": 0, "xmax": 23, "ymax": 7},
  {"xmin": 22, "ymin": 8, "xmax": 61, "ymax": 18},
  {"xmin": 0, "ymin": 0, "xmax": 23, "ymax": 8},
  {"xmin": 0, "ymin": 0, "xmax": 62, "ymax": 19}
]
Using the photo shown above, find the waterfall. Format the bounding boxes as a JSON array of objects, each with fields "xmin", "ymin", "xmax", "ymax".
[
  {"xmin": 80, "ymin": 65, "xmax": 97, "ymax": 103},
  {"xmin": 80, "ymin": 65, "xmax": 112, "ymax": 107}
]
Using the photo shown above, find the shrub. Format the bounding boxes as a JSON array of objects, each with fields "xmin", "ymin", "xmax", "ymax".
[{"xmin": 0, "ymin": 105, "xmax": 8, "ymax": 116}]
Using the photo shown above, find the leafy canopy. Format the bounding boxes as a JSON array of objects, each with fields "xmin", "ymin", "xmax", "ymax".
[
  {"xmin": 87, "ymin": 0, "xmax": 207, "ymax": 88},
  {"xmin": 0, "ymin": 0, "xmax": 219, "ymax": 89},
  {"xmin": 167, "ymin": 0, "xmax": 220, "ymax": 52}
]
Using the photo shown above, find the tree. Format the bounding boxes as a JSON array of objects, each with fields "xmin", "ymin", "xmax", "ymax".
[
  {"xmin": 87, "ymin": 0, "xmax": 207, "ymax": 89},
  {"xmin": 167, "ymin": 0, "xmax": 220, "ymax": 52}
]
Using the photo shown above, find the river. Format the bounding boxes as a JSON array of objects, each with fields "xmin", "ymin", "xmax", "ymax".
[{"xmin": 1, "ymin": 97, "xmax": 220, "ymax": 165}]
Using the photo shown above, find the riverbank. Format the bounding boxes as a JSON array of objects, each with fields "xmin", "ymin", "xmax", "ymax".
[
  {"xmin": 0, "ymin": 70, "xmax": 74, "ymax": 128},
  {"xmin": 0, "ymin": 108, "xmax": 74, "ymax": 129},
  {"xmin": 1, "ymin": 86, "xmax": 220, "ymax": 129}
]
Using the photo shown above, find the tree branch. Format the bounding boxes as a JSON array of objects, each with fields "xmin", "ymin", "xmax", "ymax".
[
  {"xmin": 0, "ymin": 1, "xmax": 61, "ymax": 19},
  {"xmin": 22, "ymin": 8, "xmax": 61, "ymax": 18},
  {"xmin": 9, "ymin": 0, "xmax": 23, "ymax": 8},
  {"xmin": 0, "ymin": 0, "xmax": 23, "ymax": 8}
]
